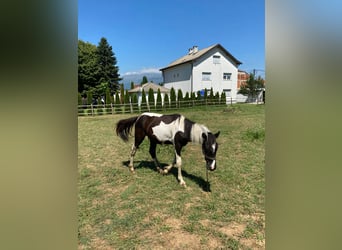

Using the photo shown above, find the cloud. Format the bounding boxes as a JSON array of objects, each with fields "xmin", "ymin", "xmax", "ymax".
[{"xmin": 123, "ymin": 67, "xmax": 161, "ymax": 76}]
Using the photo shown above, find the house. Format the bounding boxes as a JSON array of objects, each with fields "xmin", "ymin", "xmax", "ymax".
[
  {"xmin": 128, "ymin": 82, "xmax": 170, "ymax": 106},
  {"xmin": 237, "ymin": 70, "xmax": 249, "ymax": 102},
  {"xmin": 160, "ymin": 44, "xmax": 242, "ymax": 103},
  {"xmin": 237, "ymin": 70, "xmax": 266, "ymax": 103},
  {"xmin": 237, "ymin": 70, "xmax": 249, "ymax": 89}
]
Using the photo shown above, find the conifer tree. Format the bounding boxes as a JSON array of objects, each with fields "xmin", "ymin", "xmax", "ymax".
[
  {"xmin": 170, "ymin": 87, "xmax": 177, "ymax": 109},
  {"xmin": 177, "ymin": 89, "xmax": 183, "ymax": 108},
  {"xmin": 184, "ymin": 92, "xmax": 190, "ymax": 107},
  {"xmin": 215, "ymin": 92, "xmax": 220, "ymax": 105},
  {"xmin": 115, "ymin": 92, "xmax": 121, "ymax": 113},
  {"xmin": 209, "ymin": 87, "xmax": 214, "ymax": 105},
  {"xmin": 156, "ymin": 89, "xmax": 162, "ymax": 111},
  {"xmin": 164, "ymin": 93, "xmax": 169, "ymax": 110},
  {"xmin": 105, "ymin": 88, "xmax": 111, "ymax": 104},
  {"xmin": 96, "ymin": 37, "xmax": 122, "ymax": 94},
  {"xmin": 191, "ymin": 92, "xmax": 196, "ymax": 106},
  {"xmin": 132, "ymin": 94, "xmax": 139, "ymax": 113},
  {"xmin": 141, "ymin": 76, "xmax": 148, "ymax": 85},
  {"xmin": 120, "ymin": 84, "xmax": 125, "ymax": 104},
  {"xmin": 141, "ymin": 89, "xmax": 148, "ymax": 112},
  {"xmin": 220, "ymin": 91, "xmax": 226, "ymax": 105},
  {"xmin": 124, "ymin": 90, "xmax": 130, "ymax": 113},
  {"xmin": 148, "ymin": 88, "xmax": 155, "ymax": 111}
]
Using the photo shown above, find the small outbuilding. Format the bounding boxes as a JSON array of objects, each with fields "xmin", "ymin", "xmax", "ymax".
[{"xmin": 128, "ymin": 82, "xmax": 170, "ymax": 106}]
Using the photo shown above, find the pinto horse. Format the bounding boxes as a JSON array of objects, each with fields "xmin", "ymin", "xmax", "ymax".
[{"xmin": 116, "ymin": 112, "xmax": 220, "ymax": 187}]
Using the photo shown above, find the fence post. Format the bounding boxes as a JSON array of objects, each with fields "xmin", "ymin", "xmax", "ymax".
[
  {"xmin": 111, "ymin": 103, "xmax": 113, "ymax": 115},
  {"xmin": 91, "ymin": 104, "xmax": 94, "ymax": 116}
]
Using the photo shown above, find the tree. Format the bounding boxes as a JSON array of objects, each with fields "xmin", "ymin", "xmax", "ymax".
[
  {"xmin": 164, "ymin": 93, "xmax": 169, "ymax": 110},
  {"xmin": 130, "ymin": 81, "xmax": 135, "ymax": 89},
  {"xmin": 184, "ymin": 92, "xmax": 190, "ymax": 107},
  {"xmin": 141, "ymin": 76, "xmax": 148, "ymax": 85},
  {"xmin": 191, "ymin": 92, "xmax": 196, "ymax": 106},
  {"xmin": 215, "ymin": 92, "xmax": 220, "ymax": 105},
  {"xmin": 131, "ymin": 93, "xmax": 139, "ymax": 113},
  {"xmin": 148, "ymin": 88, "xmax": 155, "ymax": 111},
  {"xmin": 170, "ymin": 87, "xmax": 177, "ymax": 109},
  {"xmin": 124, "ymin": 90, "xmax": 130, "ymax": 113},
  {"xmin": 115, "ymin": 92, "xmax": 121, "ymax": 113},
  {"xmin": 238, "ymin": 73, "xmax": 265, "ymax": 101},
  {"xmin": 105, "ymin": 87, "xmax": 112, "ymax": 104},
  {"xmin": 120, "ymin": 84, "xmax": 125, "ymax": 104},
  {"xmin": 220, "ymin": 91, "xmax": 226, "ymax": 105},
  {"xmin": 141, "ymin": 89, "xmax": 148, "ymax": 112},
  {"xmin": 78, "ymin": 40, "xmax": 99, "ymax": 93},
  {"xmin": 209, "ymin": 87, "xmax": 214, "ymax": 105},
  {"xmin": 177, "ymin": 89, "xmax": 183, "ymax": 107},
  {"xmin": 156, "ymin": 89, "xmax": 162, "ymax": 111},
  {"xmin": 96, "ymin": 37, "xmax": 122, "ymax": 94}
]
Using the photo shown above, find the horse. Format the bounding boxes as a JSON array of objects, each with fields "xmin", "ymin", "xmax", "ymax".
[{"xmin": 116, "ymin": 112, "xmax": 220, "ymax": 187}]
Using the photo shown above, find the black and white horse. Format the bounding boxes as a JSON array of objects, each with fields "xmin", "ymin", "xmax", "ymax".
[{"xmin": 116, "ymin": 112, "xmax": 220, "ymax": 187}]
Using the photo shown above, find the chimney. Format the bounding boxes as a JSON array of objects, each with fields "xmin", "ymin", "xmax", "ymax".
[
  {"xmin": 188, "ymin": 47, "xmax": 193, "ymax": 55},
  {"xmin": 192, "ymin": 45, "xmax": 198, "ymax": 53}
]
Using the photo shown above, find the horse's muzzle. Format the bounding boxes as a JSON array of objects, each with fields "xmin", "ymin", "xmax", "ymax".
[{"xmin": 206, "ymin": 159, "xmax": 216, "ymax": 171}]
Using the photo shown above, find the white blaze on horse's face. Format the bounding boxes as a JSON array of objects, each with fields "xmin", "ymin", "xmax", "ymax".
[{"xmin": 202, "ymin": 132, "xmax": 220, "ymax": 171}]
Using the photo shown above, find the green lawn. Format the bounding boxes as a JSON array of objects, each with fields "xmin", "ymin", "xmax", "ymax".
[{"xmin": 78, "ymin": 104, "xmax": 265, "ymax": 249}]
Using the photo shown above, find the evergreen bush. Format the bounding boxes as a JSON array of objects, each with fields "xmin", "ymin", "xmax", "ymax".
[
  {"xmin": 156, "ymin": 89, "xmax": 162, "ymax": 111},
  {"xmin": 164, "ymin": 93, "xmax": 170, "ymax": 111},
  {"xmin": 141, "ymin": 89, "xmax": 148, "ymax": 112},
  {"xmin": 148, "ymin": 88, "xmax": 155, "ymax": 111},
  {"xmin": 170, "ymin": 87, "xmax": 177, "ymax": 109}
]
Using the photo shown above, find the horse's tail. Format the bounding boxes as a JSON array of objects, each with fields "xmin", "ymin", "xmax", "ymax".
[{"xmin": 116, "ymin": 116, "xmax": 139, "ymax": 142}]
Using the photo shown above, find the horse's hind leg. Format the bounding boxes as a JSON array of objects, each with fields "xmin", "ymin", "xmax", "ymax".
[
  {"xmin": 129, "ymin": 144, "xmax": 137, "ymax": 173},
  {"xmin": 129, "ymin": 127, "xmax": 145, "ymax": 173},
  {"xmin": 149, "ymin": 141, "xmax": 163, "ymax": 173}
]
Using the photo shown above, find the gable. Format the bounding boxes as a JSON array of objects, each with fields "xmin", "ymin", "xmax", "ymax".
[{"xmin": 160, "ymin": 44, "xmax": 242, "ymax": 71}]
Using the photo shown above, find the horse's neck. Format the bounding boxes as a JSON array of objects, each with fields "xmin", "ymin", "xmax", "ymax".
[{"xmin": 191, "ymin": 123, "xmax": 209, "ymax": 144}]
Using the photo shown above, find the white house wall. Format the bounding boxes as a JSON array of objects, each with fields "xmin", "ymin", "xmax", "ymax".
[
  {"xmin": 163, "ymin": 63, "xmax": 192, "ymax": 94},
  {"xmin": 162, "ymin": 47, "xmax": 239, "ymax": 102}
]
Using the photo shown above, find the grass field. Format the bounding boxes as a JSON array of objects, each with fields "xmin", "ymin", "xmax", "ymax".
[{"xmin": 78, "ymin": 104, "xmax": 265, "ymax": 249}]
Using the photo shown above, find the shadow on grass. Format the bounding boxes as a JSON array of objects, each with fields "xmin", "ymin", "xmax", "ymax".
[{"xmin": 122, "ymin": 160, "xmax": 211, "ymax": 192}]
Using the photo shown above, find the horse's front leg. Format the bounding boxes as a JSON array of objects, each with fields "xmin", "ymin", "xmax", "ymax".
[
  {"xmin": 162, "ymin": 155, "xmax": 175, "ymax": 175},
  {"xmin": 175, "ymin": 151, "xmax": 186, "ymax": 187}
]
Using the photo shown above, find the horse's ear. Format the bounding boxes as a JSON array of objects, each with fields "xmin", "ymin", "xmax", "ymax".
[
  {"xmin": 202, "ymin": 133, "xmax": 207, "ymax": 141},
  {"xmin": 214, "ymin": 131, "xmax": 220, "ymax": 138}
]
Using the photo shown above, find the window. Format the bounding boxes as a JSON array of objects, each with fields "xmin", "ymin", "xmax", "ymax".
[
  {"xmin": 223, "ymin": 73, "xmax": 232, "ymax": 80},
  {"xmin": 213, "ymin": 55, "xmax": 221, "ymax": 64},
  {"xmin": 202, "ymin": 72, "xmax": 211, "ymax": 81}
]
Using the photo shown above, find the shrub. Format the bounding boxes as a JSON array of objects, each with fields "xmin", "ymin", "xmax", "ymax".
[
  {"xmin": 156, "ymin": 89, "xmax": 162, "ymax": 111},
  {"xmin": 170, "ymin": 88, "xmax": 176, "ymax": 109},
  {"xmin": 148, "ymin": 88, "xmax": 155, "ymax": 111},
  {"xmin": 164, "ymin": 93, "xmax": 170, "ymax": 111},
  {"xmin": 141, "ymin": 89, "xmax": 148, "ymax": 112}
]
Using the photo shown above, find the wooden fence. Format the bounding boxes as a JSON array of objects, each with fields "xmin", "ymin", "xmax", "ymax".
[{"xmin": 77, "ymin": 98, "xmax": 239, "ymax": 116}]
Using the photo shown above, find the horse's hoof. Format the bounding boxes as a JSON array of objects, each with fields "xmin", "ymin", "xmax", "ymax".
[{"xmin": 180, "ymin": 181, "xmax": 187, "ymax": 187}]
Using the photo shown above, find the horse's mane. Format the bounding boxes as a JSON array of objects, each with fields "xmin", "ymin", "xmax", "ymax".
[{"xmin": 190, "ymin": 123, "xmax": 209, "ymax": 144}]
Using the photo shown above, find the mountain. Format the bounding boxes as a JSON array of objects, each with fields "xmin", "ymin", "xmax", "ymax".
[{"xmin": 121, "ymin": 72, "xmax": 163, "ymax": 89}]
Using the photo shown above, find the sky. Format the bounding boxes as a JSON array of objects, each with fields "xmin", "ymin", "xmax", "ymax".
[{"xmin": 78, "ymin": 0, "xmax": 265, "ymax": 78}]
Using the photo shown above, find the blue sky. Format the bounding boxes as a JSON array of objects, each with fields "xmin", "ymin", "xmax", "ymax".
[{"xmin": 78, "ymin": 0, "xmax": 265, "ymax": 78}]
